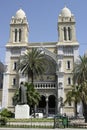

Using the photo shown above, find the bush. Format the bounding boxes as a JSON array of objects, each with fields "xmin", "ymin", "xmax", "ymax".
[
  {"xmin": 0, "ymin": 109, "xmax": 14, "ymax": 118},
  {"xmin": 0, "ymin": 117, "xmax": 7, "ymax": 125}
]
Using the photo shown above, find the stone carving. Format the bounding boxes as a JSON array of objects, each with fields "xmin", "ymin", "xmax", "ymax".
[{"xmin": 19, "ymin": 82, "xmax": 27, "ymax": 104}]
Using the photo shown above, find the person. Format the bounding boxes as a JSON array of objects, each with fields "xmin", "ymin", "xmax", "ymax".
[
  {"xmin": 19, "ymin": 82, "xmax": 27, "ymax": 104},
  {"xmin": 62, "ymin": 113, "xmax": 68, "ymax": 128}
]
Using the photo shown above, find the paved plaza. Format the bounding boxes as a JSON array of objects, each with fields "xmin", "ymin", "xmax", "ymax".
[{"xmin": 0, "ymin": 128, "xmax": 86, "ymax": 130}]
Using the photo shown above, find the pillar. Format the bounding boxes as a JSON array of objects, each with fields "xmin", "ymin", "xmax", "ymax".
[{"xmin": 46, "ymin": 96, "xmax": 48, "ymax": 117}]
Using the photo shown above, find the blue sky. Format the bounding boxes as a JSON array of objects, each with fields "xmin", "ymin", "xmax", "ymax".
[{"xmin": 0, "ymin": 0, "xmax": 87, "ymax": 63}]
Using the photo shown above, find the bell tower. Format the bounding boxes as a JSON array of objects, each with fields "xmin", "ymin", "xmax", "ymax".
[
  {"xmin": 2, "ymin": 9, "xmax": 29, "ymax": 109},
  {"xmin": 58, "ymin": 6, "xmax": 76, "ymax": 42},
  {"xmin": 56, "ymin": 6, "xmax": 79, "ymax": 115},
  {"xmin": 9, "ymin": 8, "xmax": 29, "ymax": 44}
]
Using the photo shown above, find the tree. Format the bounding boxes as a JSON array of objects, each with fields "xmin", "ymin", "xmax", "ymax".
[
  {"xmin": 64, "ymin": 84, "xmax": 84, "ymax": 117},
  {"xmin": 73, "ymin": 55, "xmax": 87, "ymax": 84},
  {"xmin": 13, "ymin": 48, "xmax": 45, "ymax": 117},
  {"xmin": 17, "ymin": 48, "xmax": 46, "ymax": 83},
  {"xmin": 79, "ymin": 81, "xmax": 87, "ymax": 122},
  {"xmin": 73, "ymin": 55, "xmax": 87, "ymax": 122},
  {"xmin": 25, "ymin": 82, "xmax": 40, "ymax": 117},
  {"xmin": 25, "ymin": 82, "xmax": 40, "ymax": 106},
  {"xmin": 17, "ymin": 48, "xmax": 46, "ymax": 116}
]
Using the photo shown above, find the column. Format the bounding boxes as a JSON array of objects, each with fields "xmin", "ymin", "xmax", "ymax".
[
  {"xmin": 56, "ymin": 73, "xmax": 59, "ymax": 114},
  {"xmin": 46, "ymin": 96, "xmax": 48, "ymax": 117}
]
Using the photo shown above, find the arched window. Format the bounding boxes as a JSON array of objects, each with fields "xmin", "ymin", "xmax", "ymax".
[
  {"xmin": 64, "ymin": 27, "xmax": 67, "ymax": 41},
  {"xmin": 68, "ymin": 27, "xmax": 72, "ymax": 40},
  {"xmin": 19, "ymin": 29, "xmax": 22, "ymax": 42},
  {"xmin": 67, "ymin": 61, "xmax": 70, "ymax": 69},
  {"xmin": 15, "ymin": 29, "xmax": 17, "ymax": 42},
  {"xmin": 13, "ymin": 62, "xmax": 17, "ymax": 70},
  {"xmin": 68, "ymin": 77, "xmax": 71, "ymax": 85},
  {"xmin": 13, "ymin": 78, "xmax": 16, "ymax": 86}
]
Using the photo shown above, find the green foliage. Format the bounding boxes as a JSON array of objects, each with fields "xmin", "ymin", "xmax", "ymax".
[
  {"xmin": 12, "ymin": 89, "xmax": 19, "ymax": 106},
  {"xmin": 12, "ymin": 48, "xmax": 45, "ymax": 108},
  {"xmin": 12, "ymin": 82, "xmax": 40, "ymax": 107},
  {"xmin": 17, "ymin": 48, "xmax": 46, "ymax": 83},
  {"xmin": 73, "ymin": 55, "xmax": 87, "ymax": 84},
  {"xmin": 25, "ymin": 82, "xmax": 40, "ymax": 106},
  {"xmin": 8, "ymin": 118, "xmax": 54, "ymax": 122},
  {"xmin": 0, "ymin": 109, "xmax": 14, "ymax": 118},
  {"xmin": 0, "ymin": 117, "xmax": 7, "ymax": 125},
  {"xmin": 5, "ymin": 118, "xmax": 54, "ymax": 128}
]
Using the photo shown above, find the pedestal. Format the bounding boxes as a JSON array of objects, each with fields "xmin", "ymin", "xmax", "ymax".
[{"xmin": 15, "ymin": 104, "xmax": 30, "ymax": 119}]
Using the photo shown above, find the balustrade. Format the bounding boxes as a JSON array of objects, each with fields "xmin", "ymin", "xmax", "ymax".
[{"xmin": 34, "ymin": 83, "xmax": 56, "ymax": 89}]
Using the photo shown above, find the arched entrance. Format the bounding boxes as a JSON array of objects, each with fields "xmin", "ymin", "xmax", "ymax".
[
  {"xmin": 34, "ymin": 54, "xmax": 57, "ymax": 117},
  {"xmin": 37, "ymin": 95, "xmax": 56, "ymax": 117},
  {"xmin": 37, "ymin": 95, "xmax": 46, "ymax": 114},
  {"xmin": 48, "ymin": 95, "xmax": 56, "ymax": 115}
]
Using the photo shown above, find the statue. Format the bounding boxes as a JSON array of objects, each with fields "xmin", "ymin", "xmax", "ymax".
[
  {"xmin": 15, "ymin": 82, "xmax": 30, "ymax": 119},
  {"xmin": 19, "ymin": 82, "xmax": 27, "ymax": 104}
]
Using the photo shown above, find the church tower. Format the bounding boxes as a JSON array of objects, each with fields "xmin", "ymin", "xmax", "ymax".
[
  {"xmin": 9, "ymin": 8, "xmax": 29, "ymax": 43},
  {"xmin": 2, "ymin": 9, "xmax": 29, "ymax": 109},
  {"xmin": 58, "ymin": 6, "xmax": 76, "ymax": 42},
  {"xmin": 57, "ymin": 6, "xmax": 79, "ymax": 115}
]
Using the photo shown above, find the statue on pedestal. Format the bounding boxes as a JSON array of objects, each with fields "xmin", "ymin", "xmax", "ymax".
[
  {"xmin": 19, "ymin": 82, "xmax": 27, "ymax": 104},
  {"xmin": 14, "ymin": 82, "xmax": 30, "ymax": 119}
]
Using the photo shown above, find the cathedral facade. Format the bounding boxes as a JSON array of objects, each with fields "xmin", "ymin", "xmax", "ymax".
[{"xmin": 2, "ymin": 6, "xmax": 79, "ymax": 116}]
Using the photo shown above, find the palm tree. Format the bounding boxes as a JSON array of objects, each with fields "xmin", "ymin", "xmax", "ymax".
[
  {"xmin": 17, "ymin": 48, "xmax": 46, "ymax": 83},
  {"xmin": 25, "ymin": 82, "xmax": 40, "ymax": 116},
  {"xmin": 64, "ymin": 84, "xmax": 84, "ymax": 117},
  {"xmin": 71, "ymin": 55, "xmax": 87, "ymax": 122},
  {"xmin": 15, "ymin": 48, "xmax": 45, "ymax": 117},
  {"xmin": 80, "ymin": 81, "xmax": 87, "ymax": 122},
  {"xmin": 73, "ymin": 55, "xmax": 87, "ymax": 84},
  {"xmin": 25, "ymin": 82, "xmax": 40, "ymax": 106}
]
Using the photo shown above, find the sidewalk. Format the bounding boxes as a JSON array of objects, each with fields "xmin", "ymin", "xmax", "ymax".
[{"xmin": 0, "ymin": 128, "xmax": 86, "ymax": 130}]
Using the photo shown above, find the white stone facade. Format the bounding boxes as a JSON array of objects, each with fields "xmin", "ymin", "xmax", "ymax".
[{"xmin": 2, "ymin": 7, "xmax": 79, "ymax": 116}]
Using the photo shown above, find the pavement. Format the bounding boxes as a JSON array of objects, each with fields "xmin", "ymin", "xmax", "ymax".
[{"xmin": 0, "ymin": 128, "xmax": 86, "ymax": 130}]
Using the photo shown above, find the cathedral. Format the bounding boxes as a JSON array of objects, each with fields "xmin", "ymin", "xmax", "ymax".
[{"xmin": 2, "ymin": 6, "xmax": 80, "ymax": 116}]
